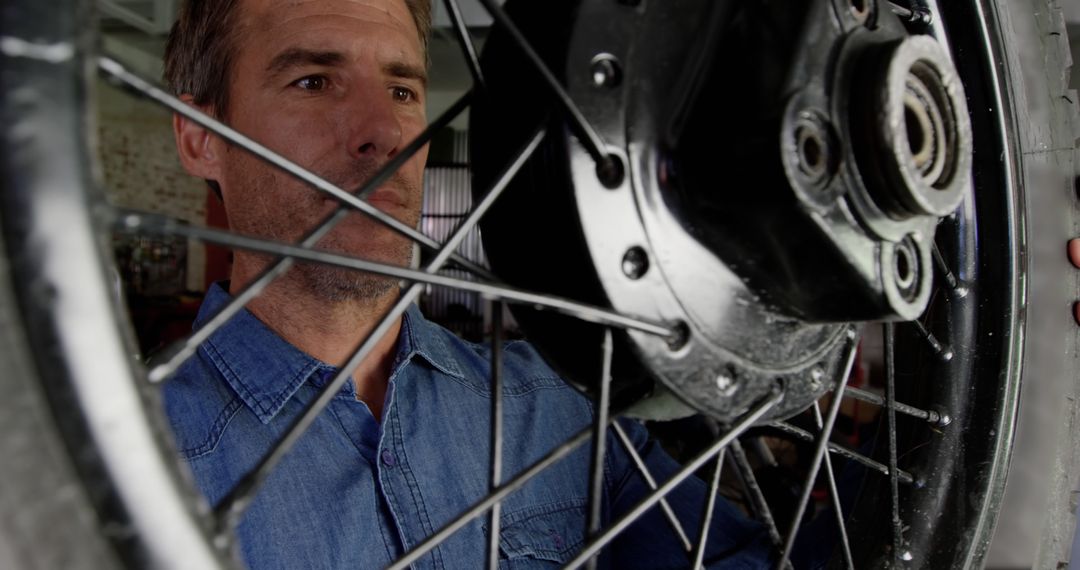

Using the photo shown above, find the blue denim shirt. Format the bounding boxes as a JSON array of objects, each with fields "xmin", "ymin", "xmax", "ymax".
[{"xmin": 164, "ymin": 284, "xmax": 770, "ymax": 569}]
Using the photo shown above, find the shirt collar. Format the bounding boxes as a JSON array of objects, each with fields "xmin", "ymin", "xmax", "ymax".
[
  {"xmin": 195, "ymin": 283, "xmax": 463, "ymax": 424},
  {"xmin": 397, "ymin": 303, "xmax": 465, "ymax": 381}
]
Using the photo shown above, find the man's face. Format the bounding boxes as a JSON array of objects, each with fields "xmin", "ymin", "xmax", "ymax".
[{"xmin": 218, "ymin": 0, "xmax": 428, "ymax": 300}]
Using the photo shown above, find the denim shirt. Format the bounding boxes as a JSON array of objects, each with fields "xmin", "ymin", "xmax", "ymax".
[{"xmin": 164, "ymin": 284, "xmax": 770, "ymax": 569}]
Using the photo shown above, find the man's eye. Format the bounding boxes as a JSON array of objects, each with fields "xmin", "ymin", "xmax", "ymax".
[
  {"xmin": 391, "ymin": 86, "xmax": 416, "ymax": 103},
  {"xmin": 293, "ymin": 76, "xmax": 328, "ymax": 91}
]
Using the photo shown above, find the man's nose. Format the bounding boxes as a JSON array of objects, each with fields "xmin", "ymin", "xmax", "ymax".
[{"xmin": 346, "ymin": 85, "xmax": 403, "ymax": 160}]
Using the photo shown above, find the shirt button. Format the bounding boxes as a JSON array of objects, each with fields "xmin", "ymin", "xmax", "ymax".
[{"xmin": 381, "ymin": 449, "xmax": 397, "ymax": 467}]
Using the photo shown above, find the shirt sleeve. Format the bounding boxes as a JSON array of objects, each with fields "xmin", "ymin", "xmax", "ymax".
[{"xmin": 605, "ymin": 417, "xmax": 774, "ymax": 569}]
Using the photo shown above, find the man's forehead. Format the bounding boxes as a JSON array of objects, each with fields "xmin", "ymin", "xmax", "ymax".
[{"xmin": 238, "ymin": 0, "xmax": 421, "ymax": 54}]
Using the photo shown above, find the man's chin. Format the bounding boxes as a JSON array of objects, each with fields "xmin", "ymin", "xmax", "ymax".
[
  {"xmin": 300, "ymin": 265, "xmax": 401, "ymax": 302},
  {"xmin": 301, "ymin": 265, "xmax": 401, "ymax": 303}
]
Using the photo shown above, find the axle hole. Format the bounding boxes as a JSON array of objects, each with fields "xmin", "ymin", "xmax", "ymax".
[
  {"xmin": 896, "ymin": 247, "xmax": 913, "ymax": 285},
  {"xmin": 904, "ymin": 104, "xmax": 927, "ymax": 158},
  {"xmin": 801, "ymin": 132, "xmax": 823, "ymax": 172}
]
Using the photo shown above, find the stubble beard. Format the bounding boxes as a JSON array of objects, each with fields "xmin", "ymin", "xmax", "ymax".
[
  {"xmin": 226, "ymin": 151, "xmax": 421, "ymax": 304},
  {"xmin": 298, "ymin": 237, "xmax": 414, "ymax": 302}
]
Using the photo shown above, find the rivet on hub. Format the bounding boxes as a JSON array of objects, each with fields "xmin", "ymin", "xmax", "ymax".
[
  {"xmin": 590, "ymin": 54, "xmax": 622, "ymax": 89},
  {"xmin": 621, "ymin": 246, "xmax": 649, "ymax": 280},
  {"xmin": 716, "ymin": 366, "xmax": 738, "ymax": 397}
]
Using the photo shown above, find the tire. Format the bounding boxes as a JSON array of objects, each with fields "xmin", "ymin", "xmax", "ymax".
[
  {"xmin": 0, "ymin": 1, "xmax": 1076, "ymax": 569},
  {"xmin": 982, "ymin": 0, "xmax": 1080, "ymax": 567}
]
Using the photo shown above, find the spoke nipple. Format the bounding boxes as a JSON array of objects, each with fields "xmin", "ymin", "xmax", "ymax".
[
  {"xmin": 913, "ymin": 476, "xmax": 927, "ymax": 489},
  {"xmin": 914, "ymin": 8, "xmax": 934, "ymax": 26},
  {"xmin": 939, "ymin": 348, "xmax": 954, "ymax": 362},
  {"xmin": 596, "ymin": 153, "xmax": 625, "ymax": 189},
  {"xmin": 932, "ymin": 409, "xmax": 952, "ymax": 427},
  {"xmin": 666, "ymin": 320, "xmax": 691, "ymax": 351},
  {"xmin": 900, "ymin": 550, "xmax": 914, "ymax": 562},
  {"xmin": 954, "ymin": 284, "xmax": 969, "ymax": 298}
]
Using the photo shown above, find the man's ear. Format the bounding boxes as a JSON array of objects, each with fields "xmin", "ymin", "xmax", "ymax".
[{"xmin": 173, "ymin": 94, "xmax": 223, "ymax": 186}]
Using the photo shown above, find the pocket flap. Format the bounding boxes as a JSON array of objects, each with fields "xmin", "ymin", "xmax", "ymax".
[{"xmin": 493, "ymin": 500, "xmax": 587, "ymax": 563}]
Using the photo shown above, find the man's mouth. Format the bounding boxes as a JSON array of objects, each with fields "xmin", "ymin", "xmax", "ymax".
[{"xmin": 364, "ymin": 189, "xmax": 406, "ymax": 208}]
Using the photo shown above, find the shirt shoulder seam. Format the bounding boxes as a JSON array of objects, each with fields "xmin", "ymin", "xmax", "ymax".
[{"xmin": 176, "ymin": 395, "xmax": 243, "ymax": 460}]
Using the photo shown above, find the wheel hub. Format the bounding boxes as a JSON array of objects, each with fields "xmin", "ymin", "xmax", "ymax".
[{"xmin": 471, "ymin": 0, "xmax": 971, "ymax": 423}]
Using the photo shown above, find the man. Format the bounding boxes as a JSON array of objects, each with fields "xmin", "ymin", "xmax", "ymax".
[{"xmin": 162, "ymin": 0, "xmax": 770, "ymax": 568}]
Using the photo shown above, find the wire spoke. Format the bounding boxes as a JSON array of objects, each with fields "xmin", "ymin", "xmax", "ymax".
[
  {"xmin": 142, "ymin": 91, "xmax": 475, "ymax": 383},
  {"xmin": 563, "ymin": 393, "xmax": 782, "ymax": 570},
  {"xmin": 610, "ymin": 423, "xmax": 693, "ymax": 552},
  {"xmin": 584, "ymin": 329, "xmax": 613, "ymax": 570},
  {"xmin": 886, "ymin": 0, "xmax": 933, "ymax": 25},
  {"xmin": 487, "ymin": 301, "xmax": 504, "ymax": 570},
  {"xmin": 909, "ymin": 318, "xmax": 954, "ymax": 361},
  {"xmin": 884, "ymin": 323, "xmax": 905, "ymax": 563},
  {"xmin": 768, "ymin": 421, "xmax": 915, "ymax": 485},
  {"xmin": 473, "ymin": 0, "xmax": 611, "ymax": 166},
  {"xmin": 117, "ymin": 210, "xmax": 671, "ymax": 338},
  {"xmin": 388, "ymin": 422, "xmax": 603, "ymax": 570},
  {"xmin": 206, "ymin": 124, "xmax": 549, "ymax": 527},
  {"xmin": 931, "ymin": 242, "xmax": 966, "ymax": 294},
  {"xmin": 691, "ymin": 450, "xmax": 726, "ymax": 570},
  {"xmin": 442, "ymin": 0, "xmax": 486, "ymax": 90},
  {"xmin": 841, "ymin": 385, "xmax": 944, "ymax": 425},
  {"xmin": 777, "ymin": 334, "xmax": 859, "ymax": 568},
  {"xmin": 728, "ymin": 439, "xmax": 783, "ymax": 548},
  {"xmin": 811, "ymin": 403, "xmax": 854, "ymax": 570},
  {"xmin": 96, "ymin": 57, "xmax": 491, "ymax": 280}
]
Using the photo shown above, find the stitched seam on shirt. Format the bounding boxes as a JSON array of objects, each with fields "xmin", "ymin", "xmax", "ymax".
[
  {"xmin": 424, "ymin": 329, "xmax": 464, "ymax": 378},
  {"xmin": 404, "ymin": 309, "xmax": 463, "ymax": 380},
  {"xmin": 376, "ymin": 388, "xmax": 416, "ymax": 560},
  {"xmin": 177, "ymin": 396, "xmax": 242, "ymax": 459},
  {"xmin": 202, "ymin": 340, "xmax": 270, "ymax": 421},
  {"xmin": 388, "ymin": 408, "xmax": 442, "ymax": 565},
  {"xmin": 261, "ymin": 361, "xmax": 321, "ymax": 420},
  {"xmin": 496, "ymin": 500, "xmax": 587, "ymax": 560},
  {"xmin": 499, "ymin": 498, "xmax": 587, "ymax": 527},
  {"xmin": 374, "ymin": 493, "xmax": 398, "ymax": 565},
  {"xmin": 391, "ymin": 410, "xmax": 444, "ymax": 570},
  {"xmin": 204, "ymin": 336, "xmax": 319, "ymax": 423},
  {"xmin": 377, "ymin": 455, "xmax": 409, "ymax": 557},
  {"xmin": 441, "ymin": 373, "xmax": 568, "ymax": 398}
]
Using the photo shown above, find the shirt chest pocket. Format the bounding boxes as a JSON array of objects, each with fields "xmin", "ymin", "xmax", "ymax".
[{"xmin": 485, "ymin": 499, "xmax": 587, "ymax": 569}]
